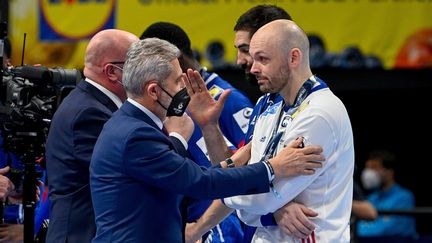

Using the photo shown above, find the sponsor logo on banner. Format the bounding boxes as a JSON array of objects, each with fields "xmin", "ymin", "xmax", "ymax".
[
  {"xmin": 39, "ymin": 0, "xmax": 116, "ymax": 41},
  {"xmin": 233, "ymin": 107, "xmax": 253, "ymax": 134}
]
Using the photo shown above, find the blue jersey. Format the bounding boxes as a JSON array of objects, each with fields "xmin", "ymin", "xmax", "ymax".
[
  {"xmin": 187, "ymin": 71, "xmax": 253, "ymax": 170},
  {"xmin": 187, "ymin": 70, "xmax": 253, "ymax": 242}
]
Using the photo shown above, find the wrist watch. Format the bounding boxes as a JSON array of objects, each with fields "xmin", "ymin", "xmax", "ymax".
[{"xmin": 225, "ymin": 158, "xmax": 235, "ymax": 168}]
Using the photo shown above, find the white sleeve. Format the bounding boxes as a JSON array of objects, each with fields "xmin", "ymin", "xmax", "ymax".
[
  {"xmin": 236, "ymin": 209, "xmax": 264, "ymax": 227},
  {"xmin": 224, "ymin": 109, "xmax": 337, "ymax": 215}
]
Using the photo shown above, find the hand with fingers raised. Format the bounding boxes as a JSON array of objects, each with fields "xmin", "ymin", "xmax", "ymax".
[{"xmin": 183, "ymin": 69, "xmax": 231, "ymax": 128}]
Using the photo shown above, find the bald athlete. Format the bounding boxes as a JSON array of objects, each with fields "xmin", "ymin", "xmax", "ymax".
[{"xmin": 222, "ymin": 20, "xmax": 355, "ymax": 243}]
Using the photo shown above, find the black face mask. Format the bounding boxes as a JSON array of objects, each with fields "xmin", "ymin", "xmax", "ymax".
[{"xmin": 157, "ymin": 86, "xmax": 190, "ymax": 117}]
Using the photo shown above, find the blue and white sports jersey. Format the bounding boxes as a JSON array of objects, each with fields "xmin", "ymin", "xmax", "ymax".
[
  {"xmin": 188, "ymin": 71, "xmax": 253, "ymax": 169},
  {"xmin": 244, "ymin": 93, "xmax": 283, "ymax": 145},
  {"xmin": 224, "ymin": 77, "xmax": 354, "ymax": 243},
  {"xmin": 241, "ymin": 93, "xmax": 282, "ymax": 243},
  {"xmin": 186, "ymin": 70, "xmax": 253, "ymax": 242}
]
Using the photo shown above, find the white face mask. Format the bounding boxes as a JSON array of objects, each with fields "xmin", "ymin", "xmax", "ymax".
[{"xmin": 361, "ymin": 168, "xmax": 382, "ymax": 190}]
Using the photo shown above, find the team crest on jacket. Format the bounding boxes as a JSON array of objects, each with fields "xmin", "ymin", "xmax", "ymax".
[{"xmin": 281, "ymin": 116, "xmax": 291, "ymax": 127}]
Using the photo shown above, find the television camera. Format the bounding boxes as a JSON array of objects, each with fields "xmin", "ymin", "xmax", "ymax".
[
  {"xmin": 0, "ymin": 63, "xmax": 80, "ymax": 243},
  {"xmin": 0, "ymin": 20, "xmax": 81, "ymax": 242},
  {"xmin": 1, "ymin": 65, "xmax": 80, "ymax": 157}
]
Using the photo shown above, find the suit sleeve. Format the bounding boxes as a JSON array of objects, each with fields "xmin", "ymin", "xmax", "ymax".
[
  {"xmin": 169, "ymin": 136, "xmax": 189, "ymax": 157},
  {"xmin": 224, "ymin": 109, "xmax": 336, "ymax": 216},
  {"xmin": 72, "ymin": 106, "xmax": 112, "ymax": 167},
  {"xmin": 123, "ymin": 126, "xmax": 270, "ymax": 199}
]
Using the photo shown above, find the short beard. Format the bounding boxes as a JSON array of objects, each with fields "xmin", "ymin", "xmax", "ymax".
[{"xmin": 258, "ymin": 63, "xmax": 291, "ymax": 94}]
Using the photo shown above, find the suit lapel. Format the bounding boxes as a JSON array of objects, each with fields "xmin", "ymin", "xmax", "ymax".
[{"xmin": 77, "ymin": 80, "xmax": 119, "ymax": 113}]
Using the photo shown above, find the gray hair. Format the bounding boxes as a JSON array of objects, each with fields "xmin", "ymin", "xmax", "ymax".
[{"xmin": 122, "ymin": 38, "xmax": 180, "ymax": 98}]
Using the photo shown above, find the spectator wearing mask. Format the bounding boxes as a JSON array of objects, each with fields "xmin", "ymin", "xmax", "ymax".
[{"xmin": 358, "ymin": 150, "xmax": 416, "ymax": 238}]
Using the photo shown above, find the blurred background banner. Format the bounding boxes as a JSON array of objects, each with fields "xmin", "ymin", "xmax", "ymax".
[
  {"xmin": 39, "ymin": 0, "xmax": 116, "ymax": 41},
  {"xmin": 8, "ymin": 0, "xmax": 432, "ymax": 69}
]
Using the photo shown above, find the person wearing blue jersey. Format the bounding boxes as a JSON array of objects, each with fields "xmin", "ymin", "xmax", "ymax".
[
  {"xmin": 141, "ymin": 22, "xmax": 253, "ymax": 162},
  {"xmin": 140, "ymin": 22, "xmax": 254, "ymax": 243},
  {"xmin": 234, "ymin": 5, "xmax": 292, "ymax": 144}
]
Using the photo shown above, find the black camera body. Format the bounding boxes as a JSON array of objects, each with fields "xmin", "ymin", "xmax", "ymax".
[
  {"xmin": 0, "ymin": 65, "xmax": 81, "ymax": 188},
  {"xmin": 1, "ymin": 65, "xmax": 80, "ymax": 154}
]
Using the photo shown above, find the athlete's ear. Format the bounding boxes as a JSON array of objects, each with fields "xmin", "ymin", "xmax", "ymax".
[{"xmin": 289, "ymin": 48, "xmax": 302, "ymax": 68}]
